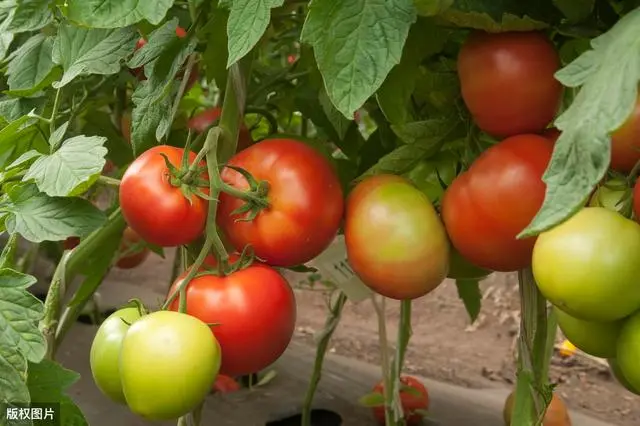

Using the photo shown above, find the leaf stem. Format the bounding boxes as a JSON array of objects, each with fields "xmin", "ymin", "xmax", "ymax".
[
  {"xmin": 41, "ymin": 251, "xmax": 71, "ymax": 360},
  {"xmin": 301, "ymin": 291, "xmax": 347, "ymax": 426},
  {"xmin": 389, "ymin": 300, "xmax": 412, "ymax": 423},
  {"xmin": 0, "ymin": 233, "xmax": 18, "ymax": 269},
  {"xmin": 371, "ymin": 296, "xmax": 396, "ymax": 426},
  {"xmin": 49, "ymin": 87, "xmax": 62, "ymax": 136},
  {"xmin": 166, "ymin": 53, "xmax": 198, "ymax": 144},
  {"xmin": 97, "ymin": 175, "xmax": 121, "ymax": 187}
]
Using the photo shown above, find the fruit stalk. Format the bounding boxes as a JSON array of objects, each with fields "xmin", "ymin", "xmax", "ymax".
[
  {"xmin": 512, "ymin": 268, "xmax": 552, "ymax": 426},
  {"xmin": 390, "ymin": 300, "xmax": 412, "ymax": 421},
  {"xmin": 301, "ymin": 291, "xmax": 347, "ymax": 426}
]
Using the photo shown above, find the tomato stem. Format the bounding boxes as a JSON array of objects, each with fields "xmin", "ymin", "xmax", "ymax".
[
  {"xmin": 627, "ymin": 158, "xmax": 640, "ymax": 184},
  {"xmin": 49, "ymin": 87, "xmax": 62, "ymax": 137},
  {"xmin": 301, "ymin": 291, "xmax": 347, "ymax": 426},
  {"xmin": 166, "ymin": 52, "xmax": 198, "ymax": 144},
  {"xmin": 41, "ymin": 251, "xmax": 71, "ymax": 360},
  {"xmin": 389, "ymin": 300, "xmax": 413, "ymax": 421},
  {"xmin": 97, "ymin": 175, "xmax": 120, "ymax": 187}
]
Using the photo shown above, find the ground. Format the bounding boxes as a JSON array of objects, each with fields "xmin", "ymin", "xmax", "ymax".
[{"xmin": 37, "ymin": 246, "xmax": 638, "ymax": 426}]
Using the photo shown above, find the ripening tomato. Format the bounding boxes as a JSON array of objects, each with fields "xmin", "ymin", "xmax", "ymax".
[
  {"xmin": 503, "ymin": 391, "xmax": 572, "ymax": 426},
  {"xmin": 119, "ymin": 145, "xmax": 208, "ymax": 247},
  {"xmin": 533, "ymin": 207, "xmax": 640, "ymax": 322},
  {"xmin": 611, "ymin": 94, "xmax": 640, "ymax": 173},
  {"xmin": 187, "ymin": 107, "xmax": 253, "ymax": 152},
  {"xmin": 217, "ymin": 138, "xmax": 344, "ymax": 267},
  {"xmin": 608, "ymin": 358, "xmax": 640, "ymax": 395},
  {"xmin": 168, "ymin": 263, "xmax": 296, "ymax": 376},
  {"xmin": 115, "ymin": 227, "xmax": 150, "ymax": 269},
  {"xmin": 345, "ymin": 174, "xmax": 449, "ymax": 300},
  {"xmin": 554, "ymin": 306, "xmax": 622, "ymax": 358},
  {"xmin": 616, "ymin": 311, "xmax": 640, "ymax": 393},
  {"xmin": 441, "ymin": 134, "xmax": 554, "ymax": 272},
  {"xmin": 371, "ymin": 376, "xmax": 429, "ymax": 426},
  {"xmin": 458, "ymin": 31, "xmax": 562, "ymax": 137},
  {"xmin": 120, "ymin": 311, "xmax": 221, "ymax": 420},
  {"xmin": 90, "ymin": 307, "xmax": 144, "ymax": 404},
  {"xmin": 634, "ymin": 178, "xmax": 640, "ymax": 220}
]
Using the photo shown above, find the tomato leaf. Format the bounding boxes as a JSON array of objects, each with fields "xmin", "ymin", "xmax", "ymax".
[
  {"xmin": 130, "ymin": 80, "xmax": 174, "ymax": 156},
  {"xmin": 60, "ymin": 394, "xmax": 88, "ymax": 426},
  {"xmin": 127, "ymin": 18, "xmax": 180, "ymax": 70},
  {"xmin": 414, "ymin": 0, "xmax": 454, "ymax": 16},
  {"xmin": 359, "ymin": 117, "xmax": 460, "ymax": 178},
  {"xmin": 5, "ymin": 33, "xmax": 58, "ymax": 96},
  {"xmin": 455, "ymin": 278, "xmax": 482, "ymax": 323},
  {"xmin": 0, "ymin": 355, "xmax": 30, "ymax": 404},
  {"xmin": 403, "ymin": 151, "xmax": 457, "ymax": 204},
  {"xmin": 1, "ymin": 183, "xmax": 106, "ymax": 242},
  {"xmin": 52, "ymin": 24, "xmax": 138, "ymax": 88},
  {"xmin": 0, "ymin": 269, "xmax": 45, "ymax": 365},
  {"xmin": 64, "ymin": 0, "xmax": 174, "ymax": 29},
  {"xmin": 0, "ymin": 116, "xmax": 48, "ymax": 170},
  {"xmin": 301, "ymin": 0, "xmax": 417, "ymax": 118},
  {"xmin": 23, "ymin": 135, "xmax": 107, "ymax": 197},
  {"xmin": 553, "ymin": 0, "xmax": 594, "ymax": 23},
  {"xmin": 377, "ymin": 19, "xmax": 450, "ymax": 125},
  {"xmin": 27, "ymin": 359, "xmax": 80, "ymax": 403},
  {"xmin": 81, "ymin": 112, "xmax": 133, "ymax": 168},
  {"xmin": 319, "ymin": 89, "xmax": 350, "ymax": 141},
  {"xmin": 202, "ymin": 7, "xmax": 229, "ymax": 89},
  {"xmin": 0, "ymin": 98, "xmax": 45, "ymax": 123},
  {"xmin": 437, "ymin": 0, "xmax": 555, "ymax": 32},
  {"xmin": 358, "ymin": 391, "xmax": 385, "ymax": 407},
  {"xmin": 226, "ymin": 0, "xmax": 283, "ymax": 67},
  {"xmin": 520, "ymin": 9, "xmax": 640, "ymax": 238},
  {"xmin": 6, "ymin": 0, "xmax": 53, "ymax": 33}
]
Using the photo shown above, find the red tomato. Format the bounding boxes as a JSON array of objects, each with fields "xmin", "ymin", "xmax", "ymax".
[
  {"xmin": 441, "ymin": 134, "xmax": 554, "ymax": 272},
  {"xmin": 542, "ymin": 127, "xmax": 561, "ymax": 143},
  {"xmin": 187, "ymin": 107, "xmax": 253, "ymax": 152},
  {"xmin": 371, "ymin": 376, "xmax": 429, "ymax": 426},
  {"xmin": 287, "ymin": 54, "xmax": 297, "ymax": 64},
  {"xmin": 115, "ymin": 227, "xmax": 150, "ymax": 269},
  {"xmin": 167, "ymin": 263, "xmax": 296, "ymax": 376},
  {"xmin": 63, "ymin": 236, "xmax": 80, "ymax": 250},
  {"xmin": 217, "ymin": 139, "xmax": 344, "ymax": 267},
  {"xmin": 119, "ymin": 145, "xmax": 208, "ymax": 247},
  {"xmin": 458, "ymin": 31, "xmax": 562, "ymax": 138},
  {"xmin": 212, "ymin": 375, "xmax": 241, "ymax": 394},
  {"xmin": 634, "ymin": 179, "xmax": 640, "ymax": 220},
  {"xmin": 611, "ymin": 94, "xmax": 640, "ymax": 173}
]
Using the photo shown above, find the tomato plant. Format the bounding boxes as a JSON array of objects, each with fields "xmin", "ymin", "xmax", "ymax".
[
  {"xmin": 2, "ymin": 1, "xmax": 640, "ymax": 425},
  {"xmin": 441, "ymin": 134, "xmax": 554, "ymax": 272},
  {"xmin": 119, "ymin": 310, "xmax": 221, "ymax": 420},
  {"xmin": 345, "ymin": 174, "xmax": 449, "ymax": 300},
  {"xmin": 119, "ymin": 145, "xmax": 209, "ymax": 247},
  {"xmin": 503, "ymin": 391, "xmax": 572, "ymax": 426},
  {"xmin": 371, "ymin": 376, "xmax": 429, "ymax": 426},
  {"xmin": 533, "ymin": 207, "xmax": 640, "ymax": 322},
  {"xmin": 167, "ymin": 262, "xmax": 296, "ymax": 376},
  {"xmin": 458, "ymin": 31, "xmax": 563, "ymax": 138},
  {"xmin": 217, "ymin": 138, "xmax": 344, "ymax": 267}
]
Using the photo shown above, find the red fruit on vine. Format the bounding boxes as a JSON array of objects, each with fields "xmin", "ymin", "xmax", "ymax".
[
  {"xmin": 217, "ymin": 138, "xmax": 344, "ymax": 267},
  {"xmin": 187, "ymin": 107, "xmax": 253, "ymax": 152},
  {"xmin": 458, "ymin": 31, "xmax": 562, "ymax": 138},
  {"xmin": 371, "ymin": 376, "xmax": 429, "ymax": 426},
  {"xmin": 115, "ymin": 227, "xmax": 150, "ymax": 270},
  {"xmin": 212, "ymin": 374, "xmax": 241, "ymax": 394},
  {"xmin": 441, "ymin": 134, "xmax": 554, "ymax": 272},
  {"xmin": 167, "ymin": 263, "xmax": 296, "ymax": 376},
  {"xmin": 119, "ymin": 145, "xmax": 209, "ymax": 247},
  {"xmin": 610, "ymin": 94, "xmax": 640, "ymax": 173}
]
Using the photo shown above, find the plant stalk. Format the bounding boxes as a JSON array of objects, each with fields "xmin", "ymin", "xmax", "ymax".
[
  {"xmin": 371, "ymin": 296, "xmax": 398, "ymax": 426},
  {"xmin": 301, "ymin": 291, "xmax": 347, "ymax": 426}
]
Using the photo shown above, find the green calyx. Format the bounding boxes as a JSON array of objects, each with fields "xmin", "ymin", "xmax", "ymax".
[{"xmin": 221, "ymin": 165, "xmax": 270, "ymax": 222}]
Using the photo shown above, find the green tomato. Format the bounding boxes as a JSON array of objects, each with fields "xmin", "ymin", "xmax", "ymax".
[
  {"xmin": 554, "ymin": 306, "xmax": 622, "ymax": 358},
  {"xmin": 588, "ymin": 178, "xmax": 629, "ymax": 212},
  {"xmin": 447, "ymin": 248, "xmax": 492, "ymax": 280},
  {"xmin": 120, "ymin": 310, "xmax": 221, "ymax": 420},
  {"xmin": 608, "ymin": 358, "xmax": 640, "ymax": 395},
  {"xmin": 90, "ymin": 307, "xmax": 143, "ymax": 404},
  {"xmin": 616, "ymin": 311, "xmax": 640, "ymax": 393},
  {"xmin": 532, "ymin": 207, "xmax": 640, "ymax": 322}
]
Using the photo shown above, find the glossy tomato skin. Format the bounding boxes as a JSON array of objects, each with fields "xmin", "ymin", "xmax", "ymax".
[
  {"xmin": 608, "ymin": 358, "xmax": 640, "ymax": 395},
  {"xmin": 120, "ymin": 310, "xmax": 221, "ymax": 420},
  {"xmin": 458, "ymin": 31, "xmax": 562, "ymax": 138},
  {"xmin": 345, "ymin": 174, "xmax": 449, "ymax": 300},
  {"xmin": 533, "ymin": 207, "xmax": 640, "ymax": 322},
  {"xmin": 554, "ymin": 306, "xmax": 622, "ymax": 358},
  {"xmin": 611, "ymin": 94, "xmax": 640, "ymax": 173},
  {"xmin": 90, "ymin": 307, "xmax": 143, "ymax": 404},
  {"xmin": 441, "ymin": 134, "xmax": 554, "ymax": 272},
  {"xmin": 119, "ymin": 145, "xmax": 208, "ymax": 247},
  {"xmin": 168, "ymin": 263, "xmax": 296, "ymax": 376},
  {"xmin": 115, "ymin": 227, "xmax": 150, "ymax": 269},
  {"xmin": 616, "ymin": 311, "xmax": 640, "ymax": 393},
  {"xmin": 503, "ymin": 391, "xmax": 572, "ymax": 426},
  {"xmin": 187, "ymin": 107, "xmax": 253, "ymax": 152},
  {"xmin": 372, "ymin": 376, "xmax": 429, "ymax": 426},
  {"xmin": 217, "ymin": 138, "xmax": 344, "ymax": 267}
]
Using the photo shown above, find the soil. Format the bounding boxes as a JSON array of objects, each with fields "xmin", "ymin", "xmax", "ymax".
[{"xmin": 34, "ymin": 247, "xmax": 638, "ymax": 426}]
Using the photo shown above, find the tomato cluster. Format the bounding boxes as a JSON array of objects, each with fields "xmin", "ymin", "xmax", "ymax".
[{"xmin": 370, "ymin": 376, "xmax": 429, "ymax": 426}]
